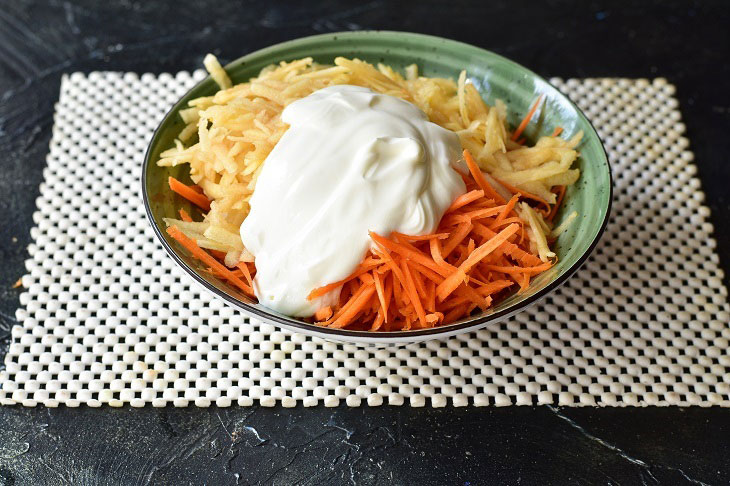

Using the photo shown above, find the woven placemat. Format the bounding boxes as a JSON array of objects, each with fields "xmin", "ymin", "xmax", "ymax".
[{"xmin": 1, "ymin": 72, "xmax": 728, "ymax": 408}]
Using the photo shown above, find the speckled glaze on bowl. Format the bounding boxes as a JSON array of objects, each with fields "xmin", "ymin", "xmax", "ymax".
[{"xmin": 142, "ymin": 31, "xmax": 612, "ymax": 344}]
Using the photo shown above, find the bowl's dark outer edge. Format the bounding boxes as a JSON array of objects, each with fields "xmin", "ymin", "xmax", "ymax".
[{"xmin": 141, "ymin": 30, "xmax": 613, "ymax": 342}]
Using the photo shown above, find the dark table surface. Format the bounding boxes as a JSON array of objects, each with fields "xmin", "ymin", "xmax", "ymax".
[{"xmin": 1, "ymin": 1, "xmax": 729, "ymax": 484}]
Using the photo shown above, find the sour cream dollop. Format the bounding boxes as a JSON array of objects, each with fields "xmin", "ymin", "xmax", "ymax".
[{"xmin": 240, "ymin": 85, "xmax": 465, "ymax": 317}]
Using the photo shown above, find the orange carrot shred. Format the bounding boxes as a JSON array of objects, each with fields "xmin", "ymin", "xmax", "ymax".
[
  {"xmin": 307, "ymin": 259, "xmax": 380, "ymax": 300},
  {"xmin": 443, "ymin": 303, "xmax": 470, "ymax": 324},
  {"xmin": 442, "ymin": 222, "xmax": 473, "ymax": 259},
  {"xmin": 168, "ymin": 177, "xmax": 211, "ymax": 212},
  {"xmin": 436, "ymin": 224, "xmax": 519, "ymax": 301},
  {"xmin": 495, "ymin": 194, "xmax": 520, "ymax": 225},
  {"xmin": 550, "ymin": 126, "xmax": 564, "ymax": 137},
  {"xmin": 473, "ymin": 280, "xmax": 515, "ymax": 296},
  {"xmin": 373, "ymin": 271, "xmax": 388, "ymax": 321},
  {"xmin": 425, "ymin": 313, "xmax": 440, "ymax": 326},
  {"xmin": 489, "ymin": 216, "xmax": 524, "ymax": 230},
  {"xmin": 167, "ymin": 226, "xmax": 253, "ymax": 297},
  {"xmin": 518, "ymin": 271, "xmax": 531, "ymax": 293},
  {"xmin": 463, "ymin": 150, "xmax": 507, "ymax": 204},
  {"xmin": 329, "ymin": 285, "xmax": 376, "ymax": 329},
  {"xmin": 430, "ymin": 238, "xmax": 447, "ymax": 268},
  {"xmin": 408, "ymin": 260, "xmax": 444, "ymax": 285},
  {"xmin": 447, "ymin": 189, "xmax": 485, "ymax": 212},
  {"xmin": 236, "ymin": 262, "xmax": 253, "ymax": 286},
  {"xmin": 484, "ymin": 262, "xmax": 553, "ymax": 275},
  {"xmin": 370, "ymin": 231, "xmax": 451, "ymax": 277},
  {"xmin": 393, "ymin": 232, "xmax": 449, "ymax": 241},
  {"xmin": 426, "ymin": 280, "xmax": 436, "ymax": 313},
  {"xmin": 454, "ymin": 283, "xmax": 489, "ymax": 311},
  {"xmin": 178, "ymin": 208, "xmax": 193, "ymax": 222},
  {"xmin": 511, "ymin": 94, "xmax": 544, "ymax": 141},
  {"xmin": 400, "ymin": 260, "xmax": 427, "ymax": 327},
  {"xmin": 457, "ymin": 206, "xmax": 505, "ymax": 222},
  {"xmin": 383, "ymin": 273, "xmax": 394, "ymax": 326},
  {"xmin": 407, "ymin": 261, "xmax": 427, "ymax": 296},
  {"xmin": 370, "ymin": 311, "xmax": 385, "ymax": 331},
  {"xmin": 547, "ymin": 185, "xmax": 567, "ymax": 222},
  {"xmin": 391, "ymin": 267, "xmax": 403, "ymax": 308},
  {"xmin": 492, "ymin": 177, "xmax": 552, "ymax": 210},
  {"xmin": 435, "ymin": 269, "xmax": 467, "ymax": 303},
  {"xmin": 315, "ymin": 306, "xmax": 333, "ymax": 321}
]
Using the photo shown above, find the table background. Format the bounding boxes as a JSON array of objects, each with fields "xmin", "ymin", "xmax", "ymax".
[{"xmin": 1, "ymin": 0, "xmax": 729, "ymax": 484}]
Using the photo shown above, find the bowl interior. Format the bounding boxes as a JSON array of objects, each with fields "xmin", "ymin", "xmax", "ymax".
[{"xmin": 143, "ymin": 31, "xmax": 611, "ymax": 340}]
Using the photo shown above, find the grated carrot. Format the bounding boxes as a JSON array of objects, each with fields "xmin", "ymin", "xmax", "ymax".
[
  {"xmin": 483, "ymin": 262, "xmax": 553, "ymax": 275},
  {"xmin": 401, "ymin": 259, "xmax": 427, "ymax": 327},
  {"xmin": 495, "ymin": 194, "xmax": 520, "ymax": 225},
  {"xmin": 447, "ymin": 189, "xmax": 485, "ymax": 212},
  {"xmin": 370, "ymin": 311, "xmax": 385, "ymax": 331},
  {"xmin": 178, "ymin": 208, "xmax": 193, "ymax": 222},
  {"xmin": 373, "ymin": 271, "xmax": 388, "ymax": 321},
  {"xmin": 237, "ymin": 262, "xmax": 253, "ymax": 286},
  {"xmin": 168, "ymin": 176, "xmax": 211, "ymax": 212},
  {"xmin": 463, "ymin": 150, "xmax": 506, "ymax": 204},
  {"xmin": 167, "ymin": 225, "xmax": 253, "ymax": 296},
  {"xmin": 547, "ymin": 185, "xmax": 567, "ymax": 222},
  {"xmin": 492, "ymin": 177, "xmax": 552, "ymax": 212},
  {"xmin": 315, "ymin": 306, "xmax": 333, "ymax": 321},
  {"xmin": 441, "ymin": 222, "xmax": 473, "ymax": 259},
  {"xmin": 371, "ymin": 231, "xmax": 451, "ymax": 277},
  {"xmin": 307, "ymin": 259, "xmax": 381, "ymax": 300},
  {"xmin": 511, "ymin": 94, "xmax": 544, "ymax": 141},
  {"xmin": 328, "ymin": 285, "xmax": 376, "ymax": 329}
]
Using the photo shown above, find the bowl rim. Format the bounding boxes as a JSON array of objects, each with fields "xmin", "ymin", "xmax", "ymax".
[{"xmin": 142, "ymin": 30, "xmax": 613, "ymax": 341}]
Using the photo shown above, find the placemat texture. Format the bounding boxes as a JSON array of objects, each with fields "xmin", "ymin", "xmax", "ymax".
[{"xmin": 1, "ymin": 72, "xmax": 728, "ymax": 408}]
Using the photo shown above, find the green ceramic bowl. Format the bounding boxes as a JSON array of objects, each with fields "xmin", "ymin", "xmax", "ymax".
[{"xmin": 142, "ymin": 31, "xmax": 611, "ymax": 344}]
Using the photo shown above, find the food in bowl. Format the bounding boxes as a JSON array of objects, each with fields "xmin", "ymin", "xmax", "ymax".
[{"xmin": 157, "ymin": 54, "xmax": 582, "ymax": 331}]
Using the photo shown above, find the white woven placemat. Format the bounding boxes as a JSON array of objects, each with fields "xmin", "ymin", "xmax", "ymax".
[{"xmin": 1, "ymin": 72, "xmax": 728, "ymax": 408}]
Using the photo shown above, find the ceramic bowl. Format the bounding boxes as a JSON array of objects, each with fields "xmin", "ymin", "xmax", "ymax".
[{"xmin": 142, "ymin": 31, "xmax": 612, "ymax": 344}]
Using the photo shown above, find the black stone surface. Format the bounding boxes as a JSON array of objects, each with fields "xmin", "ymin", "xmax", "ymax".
[{"xmin": 0, "ymin": 1, "xmax": 729, "ymax": 484}]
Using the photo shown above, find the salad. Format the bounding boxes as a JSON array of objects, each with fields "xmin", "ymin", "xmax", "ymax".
[{"xmin": 158, "ymin": 55, "xmax": 582, "ymax": 331}]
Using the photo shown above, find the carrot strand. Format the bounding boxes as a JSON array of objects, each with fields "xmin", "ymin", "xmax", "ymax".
[
  {"xmin": 307, "ymin": 259, "xmax": 380, "ymax": 300},
  {"xmin": 328, "ymin": 285, "xmax": 376, "ymax": 329},
  {"xmin": 442, "ymin": 222, "xmax": 473, "ymax": 259},
  {"xmin": 167, "ymin": 226, "xmax": 253, "ymax": 296},
  {"xmin": 495, "ymin": 194, "xmax": 520, "ymax": 225},
  {"xmin": 492, "ymin": 177, "xmax": 552, "ymax": 210},
  {"xmin": 373, "ymin": 271, "xmax": 388, "ymax": 321},
  {"xmin": 178, "ymin": 208, "xmax": 193, "ymax": 222},
  {"xmin": 236, "ymin": 262, "xmax": 253, "ymax": 286},
  {"xmin": 315, "ymin": 306, "xmax": 333, "ymax": 321},
  {"xmin": 483, "ymin": 262, "xmax": 553, "ymax": 275},
  {"xmin": 168, "ymin": 177, "xmax": 211, "ymax": 212},
  {"xmin": 547, "ymin": 185, "xmax": 567, "ymax": 222},
  {"xmin": 370, "ymin": 311, "xmax": 385, "ymax": 331},
  {"xmin": 370, "ymin": 231, "xmax": 451, "ymax": 277},
  {"xmin": 511, "ymin": 94, "xmax": 544, "ymax": 141},
  {"xmin": 463, "ymin": 149, "xmax": 506, "ymax": 204},
  {"xmin": 447, "ymin": 189, "xmax": 485, "ymax": 212},
  {"xmin": 400, "ymin": 260, "xmax": 427, "ymax": 328}
]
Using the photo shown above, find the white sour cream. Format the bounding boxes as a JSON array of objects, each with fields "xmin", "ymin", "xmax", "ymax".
[{"xmin": 240, "ymin": 85, "xmax": 465, "ymax": 317}]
